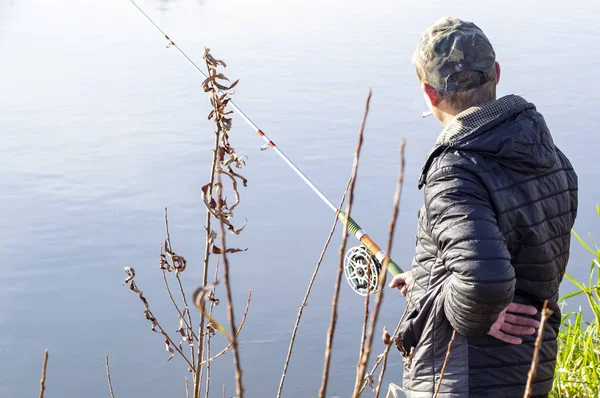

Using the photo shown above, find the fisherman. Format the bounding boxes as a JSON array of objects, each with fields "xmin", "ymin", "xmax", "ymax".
[{"xmin": 388, "ymin": 17, "xmax": 578, "ymax": 398}]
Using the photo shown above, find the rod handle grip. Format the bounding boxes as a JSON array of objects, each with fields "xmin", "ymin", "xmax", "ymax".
[
  {"xmin": 383, "ymin": 257, "xmax": 403, "ymax": 276},
  {"xmin": 338, "ymin": 211, "xmax": 404, "ymax": 276}
]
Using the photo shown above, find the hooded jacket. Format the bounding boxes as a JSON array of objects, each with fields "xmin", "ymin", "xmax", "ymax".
[{"xmin": 398, "ymin": 95, "xmax": 578, "ymax": 397}]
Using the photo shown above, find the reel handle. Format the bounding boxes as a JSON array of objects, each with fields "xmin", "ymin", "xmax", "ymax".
[{"xmin": 338, "ymin": 211, "xmax": 404, "ymax": 276}]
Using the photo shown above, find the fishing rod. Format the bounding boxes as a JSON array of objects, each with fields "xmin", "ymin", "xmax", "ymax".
[{"xmin": 128, "ymin": 0, "xmax": 404, "ymax": 295}]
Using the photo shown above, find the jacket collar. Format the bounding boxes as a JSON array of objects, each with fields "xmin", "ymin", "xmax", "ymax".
[
  {"xmin": 437, "ymin": 95, "xmax": 529, "ymax": 145},
  {"xmin": 418, "ymin": 95, "xmax": 531, "ymax": 189}
]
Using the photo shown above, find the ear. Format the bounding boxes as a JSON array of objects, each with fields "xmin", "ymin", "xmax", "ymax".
[
  {"xmin": 495, "ymin": 61, "xmax": 501, "ymax": 84},
  {"xmin": 422, "ymin": 83, "xmax": 440, "ymax": 106}
]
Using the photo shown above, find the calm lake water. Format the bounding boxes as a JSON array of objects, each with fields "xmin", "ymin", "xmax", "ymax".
[{"xmin": 2, "ymin": 0, "xmax": 599, "ymax": 396}]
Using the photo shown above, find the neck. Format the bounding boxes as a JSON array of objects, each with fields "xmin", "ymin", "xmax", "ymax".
[{"xmin": 432, "ymin": 107, "xmax": 461, "ymax": 126}]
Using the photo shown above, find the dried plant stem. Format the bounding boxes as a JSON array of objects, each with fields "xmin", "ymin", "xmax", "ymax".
[
  {"xmin": 186, "ymin": 378, "xmax": 190, "ymax": 398},
  {"xmin": 161, "ymin": 270, "xmax": 198, "ymax": 342},
  {"xmin": 204, "ymin": 336, "xmax": 211, "ymax": 398},
  {"xmin": 355, "ymin": 256, "xmax": 373, "ymax": 390},
  {"xmin": 205, "ymin": 263, "xmax": 219, "ymax": 398},
  {"xmin": 197, "ymin": 290, "xmax": 251, "ymax": 366},
  {"xmin": 165, "ymin": 209, "xmax": 198, "ymax": 358},
  {"xmin": 365, "ymin": 283, "xmax": 415, "ymax": 396},
  {"xmin": 524, "ymin": 300, "xmax": 552, "ymax": 398},
  {"xmin": 373, "ymin": 335, "xmax": 394, "ymax": 397},
  {"xmin": 276, "ymin": 176, "xmax": 354, "ymax": 398},
  {"xmin": 106, "ymin": 355, "xmax": 116, "ymax": 398},
  {"xmin": 319, "ymin": 88, "xmax": 372, "ymax": 398},
  {"xmin": 154, "ymin": 308, "xmax": 195, "ymax": 369},
  {"xmin": 354, "ymin": 139, "xmax": 406, "ymax": 397},
  {"xmin": 123, "ymin": 268, "xmax": 194, "ymax": 369},
  {"xmin": 433, "ymin": 329, "xmax": 456, "ymax": 398},
  {"xmin": 373, "ymin": 330, "xmax": 400, "ymax": 396},
  {"xmin": 39, "ymin": 349, "xmax": 48, "ymax": 398},
  {"xmin": 217, "ymin": 170, "xmax": 244, "ymax": 398},
  {"xmin": 194, "ymin": 124, "xmax": 221, "ymax": 398},
  {"xmin": 176, "ymin": 273, "xmax": 196, "ymax": 365}
]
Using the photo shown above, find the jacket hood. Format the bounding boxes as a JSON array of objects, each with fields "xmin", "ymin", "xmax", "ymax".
[{"xmin": 419, "ymin": 95, "xmax": 558, "ymax": 188}]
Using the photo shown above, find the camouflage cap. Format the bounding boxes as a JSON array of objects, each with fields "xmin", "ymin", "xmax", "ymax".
[{"xmin": 412, "ymin": 17, "xmax": 496, "ymax": 92}]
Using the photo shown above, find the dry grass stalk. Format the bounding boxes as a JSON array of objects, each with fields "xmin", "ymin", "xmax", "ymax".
[
  {"xmin": 357, "ymin": 255, "xmax": 374, "ymax": 376},
  {"xmin": 386, "ymin": 383, "xmax": 404, "ymax": 398},
  {"xmin": 162, "ymin": 208, "xmax": 198, "ymax": 367},
  {"xmin": 276, "ymin": 175, "xmax": 355, "ymax": 398},
  {"xmin": 123, "ymin": 266, "xmax": 195, "ymax": 370},
  {"xmin": 217, "ymin": 169, "xmax": 244, "ymax": 398},
  {"xmin": 524, "ymin": 300, "xmax": 552, "ymax": 398},
  {"xmin": 353, "ymin": 138, "xmax": 406, "ymax": 397},
  {"xmin": 373, "ymin": 321, "xmax": 403, "ymax": 396},
  {"xmin": 106, "ymin": 355, "xmax": 116, "ymax": 398},
  {"xmin": 433, "ymin": 329, "xmax": 456, "ymax": 398},
  {"xmin": 194, "ymin": 49, "xmax": 229, "ymax": 398},
  {"xmin": 186, "ymin": 378, "xmax": 190, "ymax": 398},
  {"xmin": 161, "ymin": 265, "xmax": 198, "ymax": 343},
  {"xmin": 194, "ymin": 135, "xmax": 218, "ymax": 397},
  {"xmin": 196, "ymin": 289, "xmax": 251, "ymax": 367},
  {"xmin": 205, "ymin": 262, "xmax": 220, "ymax": 398},
  {"xmin": 318, "ymin": 88, "xmax": 372, "ymax": 398},
  {"xmin": 193, "ymin": 47, "xmax": 247, "ymax": 398},
  {"xmin": 39, "ymin": 349, "xmax": 48, "ymax": 398},
  {"xmin": 368, "ymin": 270, "xmax": 416, "ymax": 396}
]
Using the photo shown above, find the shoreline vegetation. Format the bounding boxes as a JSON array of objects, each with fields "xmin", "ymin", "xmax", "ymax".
[{"xmin": 35, "ymin": 51, "xmax": 598, "ymax": 398}]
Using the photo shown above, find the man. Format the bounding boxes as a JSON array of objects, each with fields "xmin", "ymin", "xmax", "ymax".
[{"xmin": 388, "ymin": 17, "xmax": 578, "ymax": 397}]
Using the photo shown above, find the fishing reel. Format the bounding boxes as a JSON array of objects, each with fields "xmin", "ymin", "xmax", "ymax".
[{"xmin": 343, "ymin": 245, "xmax": 383, "ymax": 296}]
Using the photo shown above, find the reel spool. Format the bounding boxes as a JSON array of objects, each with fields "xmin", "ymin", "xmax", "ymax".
[{"xmin": 343, "ymin": 245, "xmax": 382, "ymax": 296}]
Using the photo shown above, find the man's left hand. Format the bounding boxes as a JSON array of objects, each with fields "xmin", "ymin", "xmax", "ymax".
[
  {"xmin": 388, "ymin": 271, "xmax": 414, "ymax": 296},
  {"xmin": 487, "ymin": 302, "xmax": 541, "ymax": 344}
]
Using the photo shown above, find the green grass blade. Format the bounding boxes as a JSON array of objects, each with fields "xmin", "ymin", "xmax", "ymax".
[{"xmin": 573, "ymin": 229, "xmax": 597, "ymax": 256}]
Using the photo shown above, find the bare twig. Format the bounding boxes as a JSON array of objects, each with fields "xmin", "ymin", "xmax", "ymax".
[
  {"xmin": 524, "ymin": 300, "xmax": 552, "ymax": 398},
  {"xmin": 356, "ymin": 255, "xmax": 373, "ymax": 377},
  {"xmin": 217, "ymin": 169, "xmax": 244, "ymax": 398},
  {"xmin": 319, "ymin": 88, "xmax": 372, "ymax": 398},
  {"xmin": 175, "ymin": 272, "xmax": 196, "ymax": 366},
  {"xmin": 39, "ymin": 349, "xmax": 48, "ymax": 398},
  {"xmin": 186, "ymin": 378, "xmax": 190, "ymax": 398},
  {"xmin": 205, "ymin": 262, "xmax": 220, "ymax": 398},
  {"xmin": 197, "ymin": 289, "xmax": 251, "ymax": 366},
  {"xmin": 371, "ymin": 276, "xmax": 416, "ymax": 396},
  {"xmin": 106, "ymin": 355, "xmax": 116, "ymax": 398},
  {"xmin": 123, "ymin": 267, "xmax": 195, "ymax": 370},
  {"xmin": 277, "ymin": 174, "xmax": 355, "ymax": 398},
  {"xmin": 195, "ymin": 47, "xmax": 245, "ymax": 398},
  {"xmin": 433, "ymin": 329, "xmax": 456, "ymax": 398},
  {"xmin": 161, "ymin": 268, "xmax": 198, "ymax": 342},
  {"xmin": 164, "ymin": 208, "xmax": 198, "ymax": 364},
  {"xmin": 204, "ymin": 337, "xmax": 211, "ymax": 398},
  {"xmin": 194, "ymin": 66, "xmax": 221, "ymax": 398},
  {"xmin": 354, "ymin": 138, "xmax": 406, "ymax": 397}
]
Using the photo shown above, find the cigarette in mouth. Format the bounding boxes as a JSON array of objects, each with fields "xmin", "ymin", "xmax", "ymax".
[{"xmin": 422, "ymin": 111, "xmax": 433, "ymax": 118}]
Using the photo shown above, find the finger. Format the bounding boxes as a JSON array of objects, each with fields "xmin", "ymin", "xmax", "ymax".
[
  {"xmin": 400, "ymin": 285, "xmax": 408, "ymax": 296},
  {"xmin": 500, "ymin": 323, "xmax": 536, "ymax": 336},
  {"xmin": 388, "ymin": 276, "xmax": 406, "ymax": 289},
  {"xmin": 488, "ymin": 329, "xmax": 523, "ymax": 345},
  {"xmin": 506, "ymin": 302, "xmax": 538, "ymax": 315},
  {"xmin": 504, "ymin": 314, "xmax": 541, "ymax": 328}
]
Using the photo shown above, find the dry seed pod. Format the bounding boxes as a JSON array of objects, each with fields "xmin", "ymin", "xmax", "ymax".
[{"xmin": 382, "ymin": 326, "xmax": 392, "ymax": 345}]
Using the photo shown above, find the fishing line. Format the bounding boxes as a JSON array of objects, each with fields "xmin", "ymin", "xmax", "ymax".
[{"xmin": 128, "ymin": 0, "xmax": 404, "ymax": 295}]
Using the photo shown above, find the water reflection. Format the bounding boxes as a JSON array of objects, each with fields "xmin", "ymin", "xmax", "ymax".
[{"xmin": 1, "ymin": 0, "xmax": 599, "ymax": 397}]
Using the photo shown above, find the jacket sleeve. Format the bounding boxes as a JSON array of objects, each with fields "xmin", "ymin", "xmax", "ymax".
[{"xmin": 423, "ymin": 164, "xmax": 515, "ymax": 336}]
